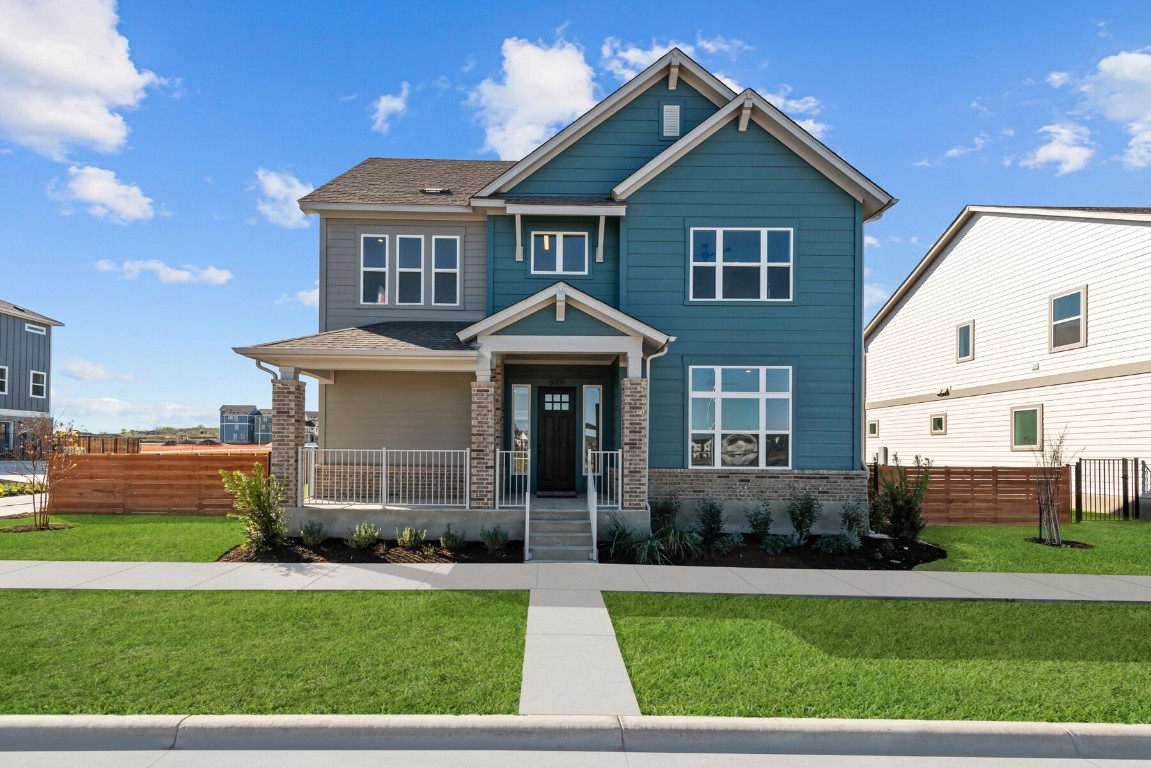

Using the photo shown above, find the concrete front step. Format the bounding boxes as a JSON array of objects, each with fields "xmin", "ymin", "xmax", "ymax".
[
  {"xmin": 530, "ymin": 544, "xmax": 596, "ymax": 563},
  {"xmin": 531, "ymin": 520, "xmax": 592, "ymax": 534},
  {"xmin": 530, "ymin": 510, "xmax": 589, "ymax": 522},
  {"xmin": 531, "ymin": 531, "xmax": 593, "ymax": 547}
]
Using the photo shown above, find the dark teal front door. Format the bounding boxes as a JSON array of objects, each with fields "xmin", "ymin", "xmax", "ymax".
[{"xmin": 537, "ymin": 387, "xmax": 576, "ymax": 495}]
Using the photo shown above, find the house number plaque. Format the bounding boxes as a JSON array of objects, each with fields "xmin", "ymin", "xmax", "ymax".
[{"xmin": 548, "ymin": 378, "xmax": 566, "ymax": 385}]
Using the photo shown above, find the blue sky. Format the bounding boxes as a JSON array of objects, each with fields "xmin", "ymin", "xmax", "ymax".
[{"xmin": 2, "ymin": 1, "xmax": 1150, "ymax": 432}]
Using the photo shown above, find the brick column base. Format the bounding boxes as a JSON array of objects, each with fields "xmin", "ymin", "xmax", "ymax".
[
  {"xmin": 271, "ymin": 378, "xmax": 306, "ymax": 505},
  {"xmin": 621, "ymin": 377, "xmax": 649, "ymax": 512},
  {"xmin": 470, "ymin": 381, "xmax": 496, "ymax": 510}
]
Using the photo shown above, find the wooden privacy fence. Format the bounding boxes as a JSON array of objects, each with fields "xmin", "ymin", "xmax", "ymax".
[
  {"xmin": 868, "ymin": 463, "xmax": 1072, "ymax": 526},
  {"xmin": 75, "ymin": 436, "xmax": 141, "ymax": 454},
  {"xmin": 50, "ymin": 452, "xmax": 268, "ymax": 514}
]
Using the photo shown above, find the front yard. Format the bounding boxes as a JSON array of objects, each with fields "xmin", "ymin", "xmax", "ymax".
[
  {"xmin": 918, "ymin": 521, "xmax": 1151, "ymax": 575},
  {"xmin": 0, "ymin": 590, "xmax": 527, "ymax": 714},
  {"xmin": 605, "ymin": 593, "xmax": 1151, "ymax": 722},
  {"xmin": 0, "ymin": 514, "xmax": 243, "ymax": 562}
]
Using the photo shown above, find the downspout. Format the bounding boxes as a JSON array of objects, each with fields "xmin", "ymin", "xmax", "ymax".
[
  {"xmin": 255, "ymin": 360, "xmax": 279, "ymax": 380},
  {"xmin": 643, "ymin": 337, "xmax": 676, "ymax": 478}
]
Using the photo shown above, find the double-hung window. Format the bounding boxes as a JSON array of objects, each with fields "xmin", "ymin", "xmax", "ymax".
[
  {"xmin": 690, "ymin": 227, "xmax": 793, "ymax": 301},
  {"xmin": 361, "ymin": 235, "xmax": 388, "ymax": 304},
  {"xmin": 396, "ymin": 236, "xmax": 424, "ymax": 305},
  {"xmin": 532, "ymin": 232, "xmax": 588, "ymax": 275},
  {"xmin": 30, "ymin": 371, "xmax": 46, "ymax": 399},
  {"xmin": 689, "ymin": 365, "xmax": 791, "ymax": 469},
  {"xmin": 1050, "ymin": 287, "xmax": 1086, "ymax": 352},
  {"xmin": 432, "ymin": 236, "xmax": 460, "ymax": 306}
]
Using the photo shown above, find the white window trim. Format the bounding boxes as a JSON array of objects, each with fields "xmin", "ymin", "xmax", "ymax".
[
  {"xmin": 30, "ymin": 370, "xmax": 46, "ymax": 399},
  {"xmin": 431, "ymin": 235, "xmax": 461, "ymax": 307},
  {"xmin": 1049, "ymin": 286, "xmax": 1087, "ymax": 353},
  {"xmin": 25, "ymin": 323, "xmax": 46, "ymax": 335},
  {"xmin": 689, "ymin": 227, "xmax": 794, "ymax": 302},
  {"xmin": 930, "ymin": 413, "xmax": 947, "ymax": 436},
  {"xmin": 867, "ymin": 419, "xmax": 878, "ymax": 437},
  {"xmin": 1010, "ymin": 404, "xmax": 1043, "ymax": 451},
  {"xmin": 0, "ymin": 365, "xmax": 7, "ymax": 395},
  {"xmin": 396, "ymin": 235, "xmax": 425, "ymax": 306},
  {"xmin": 582, "ymin": 384, "xmax": 603, "ymax": 475},
  {"xmin": 359, "ymin": 234, "xmax": 389, "ymax": 306},
  {"xmin": 530, "ymin": 232, "xmax": 589, "ymax": 276},
  {"xmin": 687, "ymin": 365, "xmax": 792, "ymax": 470},
  {"xmin": 956, "ymin": 321, "xmax": 974, "ymax": 363}
]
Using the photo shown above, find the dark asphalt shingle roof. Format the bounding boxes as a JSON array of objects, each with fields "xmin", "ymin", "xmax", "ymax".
[
  {"xmin": 220, "ymin": 405, "xmax": 257, "ymax": 414},
  {"xmin": 247, "ymin": 321, "xmax": 475, "ymax": 353},
  {"xmin": 0, "ymin": 299, "xmax": 63, "ymax": 326},
  {"xmin": 299, "ymin": 158, "xmax": 516, "ymax": 206}
]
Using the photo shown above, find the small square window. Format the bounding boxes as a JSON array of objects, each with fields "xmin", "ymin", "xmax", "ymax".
[
  {"xmin": 1011, "ymin": 405, "xmax": 1042, "ymax": 450},
  {"xmin": 867, "ymin": 420, "xmax": 879, "ymax": 437},
  {"xmin": 930, "ymin": 414, "xmax": 947, "ymax": 435},
  {"xmin": 956, "ymin": 322, "xmax": 973, "ymax": 362}
]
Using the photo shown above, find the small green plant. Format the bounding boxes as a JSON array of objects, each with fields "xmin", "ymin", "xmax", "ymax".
[
  {"xmin": 693, "ymin": 499, "xmax": 742, "ymax": 555},
  {"xmin": 480, "ymin": 524, "xmax": 509, "ymax": 552},
  {"xmin": 786, "ymin": 492, "xmax": 823, "ymax": 546},
  {"xmin": 746, "ymin": 502, "xmax": 773, "ymax": 541},
  {"xmin": 219, "ymin": 463, "xmax": 288, "ymax": 552},
  {"xmin": 345, "ymin": 521, "xmax": 381, "ymax": 550},
  {"xmin": 439, "ymin": 524, "xmax": 466, "ymax": 552},
  {"xmin": 872, "ymin": 454, "xmax": 931, "ymax": 542},
  {"xmin": 649, "ymin": 495, "xmax": 702, "ymax": 562},
  {"xmin": 760, "ymin": 534, "xmax": 792, "ymax": 555},
  {"xmin": 395, "ymin": 525, "xmax": 427, "ymax": 550},
  {"xmin": 604, "ymin": 513, "xmax": 640, "ymax": 558},
  {"xmin": 814, "ymin": 501, "xmax": 869, "ymax": 554},
  {"xmin": 300, "ymin": 519, "xmax": 327, "ymax": 547}
]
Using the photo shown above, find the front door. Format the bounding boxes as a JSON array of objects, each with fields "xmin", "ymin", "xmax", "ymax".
[{"xmin": 537, "ymin": 387, "xmax": 576, "ymax": 495}]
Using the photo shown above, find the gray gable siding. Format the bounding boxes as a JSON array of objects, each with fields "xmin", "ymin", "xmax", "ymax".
[
  {"xmin": 492, "ymin": 306, "xmax": 628, "ymax": 336},
  {"xmin": 323, "ymin": 218, "xmax": 488, "ymax": 332},
  {"xmin": 507, "ymin": 80, "xmax": 719, "ymax": 197},
  {"xmin": 0, "ymin": 312, "xmax": 52, "ymax": 414},
  {"xmin": 623, "ymin": 121, "xmax": 863, "ymax": 471}
]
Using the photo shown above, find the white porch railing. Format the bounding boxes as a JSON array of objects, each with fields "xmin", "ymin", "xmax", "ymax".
[
  {"xmin": 586, "ymin": 472, "xmax": 598, "ymax": 562},
  {"xmin": 495, "ymin": 449, "xmax": 531, "ymax": 562},
  {"xmin": 587, "ymin": 449, "xmax": 622, "ymax": 511},
  {"xmin": 298, "ymin": 447, "xmax": 468, "ymax": 507}
]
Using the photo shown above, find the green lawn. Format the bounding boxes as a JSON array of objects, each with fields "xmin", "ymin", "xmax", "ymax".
[
  {"xmin": 0, "ymin": 514, "xmax": 243, "ymax": 561},
  {"xmin": 0, "ymin": 590, "xmax": 527, "ymax": 714},
  {"xmin": 918, "ymin": 520, "xmax": 1151, "ymax": 575},
  {"xmin": 605, "ymin": 593, "xmax": 1151, "ymax": 722}
]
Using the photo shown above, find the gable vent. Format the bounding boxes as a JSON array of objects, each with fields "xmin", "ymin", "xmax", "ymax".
[
  {"xmin": 419, "ymin": 187, "xmax": 451, "ymax": 195},
  {"xmin": 661, "ymin": 103, "xmax": 682, "ymax": 138}
]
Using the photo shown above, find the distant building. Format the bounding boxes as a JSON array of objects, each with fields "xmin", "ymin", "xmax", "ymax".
[
  {"xmin": 219, "ymin": 405, "xmax": 258, "ymax": 444},
  {"xmin": 1, "ymin": 299, "xmax": 63, "ymax": 452},
  {"xmin": 305, "ymin": 411, "xmax": 319, "ymax": 443},
  {"xmin": 254, "ymin": 409, "xmax": 273, "ymax": 444}
]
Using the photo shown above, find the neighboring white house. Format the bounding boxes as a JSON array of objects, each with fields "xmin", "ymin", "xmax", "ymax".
[{"xmin": 865, "ymin": 206, "xmax": 1151, "ymax": 467}]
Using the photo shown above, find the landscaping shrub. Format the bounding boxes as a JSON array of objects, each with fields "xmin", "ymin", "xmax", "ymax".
[
  {"xmin": 814, "ymin": 501, "xmax": 869, "ymax": 554},
  {"xmin": 604, "ymin": 513, "xmax": 640, "ymax": 559},
  {"xmin": 300, "ymin": 520, "xmax": 327, "ymax": 548},
  {"xmin": 746, "ymin": 502, "xmax": 773, "ymax": 542},
  {"xmin": 219, "ymin": 463, "xmax": 288, "ymax": 552},
  {"xmin": 873, "ymin": 454, "xmax": 931, "ymax": 542},
  {"xmin": 760, "ymin": 535, "xmax": 792, "ymax": 555},
  {"xmin": 480, "ymin": 525, "xmax": 508, "ymax": 552},
  {"xmin": 346, "ymin": 521, "xmax": 381, "ymax": 550},
  {"xmin": 439, "ymin": 524, "xmax": 466, "ymax": 552},
  {"xmin": 650, "ymin": 495, "xmax": 702, "ymax": 562},
  {"xmin": 395, "ymin": 526, "xmax": 426, "ymax": 550},
  {"xmin": 786, "ymin": 492, "xmax": 823, "ymax": 546},
  {"xmin": 694, "ymin": 499, "xmax": 741, "ymax": 555},
  {"xmin": 0, "ymin": 482, "xmax": 44, "ymax": 498}
]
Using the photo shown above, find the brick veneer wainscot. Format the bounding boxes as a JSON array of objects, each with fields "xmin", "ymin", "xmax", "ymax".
[{"xmin": 270, "ymin": 378, "xmax": 306, "ymax": 504}]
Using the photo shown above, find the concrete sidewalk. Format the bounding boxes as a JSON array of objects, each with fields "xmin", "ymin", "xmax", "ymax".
[{"xmin": 2, "ymin": 559, "xmax": 1151, "ymax": 602}]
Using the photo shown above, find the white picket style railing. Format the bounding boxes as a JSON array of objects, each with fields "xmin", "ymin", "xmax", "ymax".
[
  {"xmin": 587, "ymin": 449, "xmax": 622, "ymax": 511},
  {"xmin": 298, "ymin": 447, "xmax": 468, "ymax": 507}
]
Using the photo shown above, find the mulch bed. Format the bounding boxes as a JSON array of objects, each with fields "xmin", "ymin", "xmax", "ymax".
[
  {"xmin": 599, "ymin": 534, "xmax": 947, "ymax": 570},
  {"xmin": 0, "ymin": 523, "xmax": 77, "ymax": 533},
  {"xmin": 218, "ymin": 538, "xmax": 525, "ymax": 564},
  {"xmin": 1025, "ymin": 537, "xmax": 1094, "ymax": 550}
]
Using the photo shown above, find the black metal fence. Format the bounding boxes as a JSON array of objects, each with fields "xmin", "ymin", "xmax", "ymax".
[{"xmin": 1074, "ymin": 458, "xmax": 1146, "ymax": 521}]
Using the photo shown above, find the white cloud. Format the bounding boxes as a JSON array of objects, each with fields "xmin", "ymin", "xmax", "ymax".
[
  {"xmin": 601, "ymin": 37, "xmax": 692, "ymax": 81},
  {"xmin": 370, "ymin": 82, "xmax": 409, "ymax": 135},
  {"xmin": 1047, "ymin": 71, "xmax": 1071, "ymax": 88},
  {"xmin": 1020, "ymin": 122, "xmax": 1094, "ymax": 175},
  {"xmin": 62, "ymin": 359, "xmax": 131, "ymax": 381},
  {"xmin": 254, "ymin": 168, "xmax": 313, "ymax": 229},
  {"xmin": 761, "ymin": 84, "xmax": 823, "ymax": 116},
  {"xmin": 469, "ymin": 37, "xmax": 597, "ymax": 160},
  {"xmin": 0, "ymin": 0, "xmax": 159, "ymax": 159},
  {"xmin": 1001, "ymin": 127, "xmax": 1015, "ymax": 137},
  {"xmin": 970, "ymin": 98, "xmax": 992, "ymax": 115},
  {"xmin": 944, "ymin": 133, "xmax": 990, "ymax": 158},
  {"xmin": 275, "ymin": 280, "xmax": 319, "ymax": 308},
  {"xmin": 695, "ymin": 33, "xmax": 751, "ymax": 57},
  {"xmin": 47, "ymin": 164, "xmax": 153, "ymax": 223},
  {"xmin": 864, "ymin": 235, "xmax": 880, "ymax": 248},
  {"xmin": 55, "ymin": 396, "xmax": 216, "ymax": 430},
  {"xmin": 796, "ymin": 118, "xmax": 830, "ymax": 139},
  {"xmin": 1081, "ymin": 50, "xmax": 1151, "ymax": 168},
  {"xmin": 862, "ymin": 268, "xmax": 890, "ymax": 311},
  {"xmin": 95, "ymin": 259, "xmax": 232, "ymax": 285}
]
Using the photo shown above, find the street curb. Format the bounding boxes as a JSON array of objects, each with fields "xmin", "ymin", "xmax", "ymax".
[{"xmin": 2, "ymin": 714, "xmax": 1150, "ymax": 758}]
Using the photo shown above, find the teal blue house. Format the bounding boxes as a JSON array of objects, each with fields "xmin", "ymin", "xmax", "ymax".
[{"xmin": 236, "ymin": 49, "xmax": 894, "ymax": 557}]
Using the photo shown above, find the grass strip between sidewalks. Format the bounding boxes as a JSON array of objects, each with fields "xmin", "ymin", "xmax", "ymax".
[
  {"xmin": 918, "ymin": 521, "xmax": 1151, "ymax": 574},
  {"xmin": 0, "ymin": 514, "xmax": 243, "ymax": 562},
  {"xmin": 605, "ymin": 592, "xmax": 1151, "ymax": 723},
  {"xmin": 0, "ymin": 590, "xmax": 527, "ymax": 714}
]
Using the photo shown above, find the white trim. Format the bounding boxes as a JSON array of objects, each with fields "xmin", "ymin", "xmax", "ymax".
[
  {"xmin": 0, "ymin": 365, "xmax": 6, "ymax": 395},
  {"xmin": 359, "ymin": 234, "xmax": 389, "ymax": 306},
  {"xmin": 689, "ymin": 227, "xmax": 794, "ymax": 302},
  {"xmin": 867, "ymin": 419, "xmax": 879, "ymax": 438},
  {"xmin": 1049, "ymin": 286, "xmax": 1087, "ymax": 353},
  {"xmin": 474, "ymin": 48, "xmax": 735, "ymax": 198},
  {"xmin": 930, "ymin": 413, "xmax": 947, "ymax": 436},
  {"xmin": 395, "ymin": 234, "xmax": 424, "ymax": 305},
  {"xmin": 687, "ymin": 365, "xmax": 792, "ymax": 470},
  {"xmin": 505, "ymin": 204, "xmax": 625, "ymax": 217},
  {"xmin": 431, "ymin": 235, "xmax": 461, "ymax": 307},
  {"xmin": 956, "ymin": 321, "xmax": 974, "ymax": 363},
  {"xmin": 612, "ymin": 88, "xmax": 894, "ymax": 222},
  {"xmin": 24, "ymin": 323, "xmax": 46, "ymax": 335},
  {"xmin": 530, "ymin": 232, "xmax": 589, "ymax": 276},
  {"xmin": 29, "ymin": 370, "xmax": 46, "ymax": 399},
  {"xmin": 457, "ymin": 281, "xmax": 670, "ymax": 347},
  {"xmin": 0, "ymin": 306, "xmax": 63, "ymax": 327},
  {"xmin": 596, "ymin": 216, "xmax": 606, "ymax": 263},
  {"xmin": 1010, "ymin": 404, "xmax": 1043, "ymax": 451},
  {"xmin": 481, "ymin": 335, "xmax": 644, "ymax": 377}
]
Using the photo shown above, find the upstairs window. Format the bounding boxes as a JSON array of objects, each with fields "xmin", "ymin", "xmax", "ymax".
[
  {"xmin": 0, "ymin": 366, "xmax": 7, "ymax": 395},
  {"xmin": 396, "ymin": 236, "xmax": 424, "ymax": 305},
  {"xmin": 30, "ymin": 370, "xmax": 46, "ymax": 399},
  {"xmin": 690, "ymin": 228, "xmax": 793, "ymax": 301},
  {"xmin": 957, "ymin": 322, "xmax": 973, "ymax": 362},
  {"xmin": 689, "ymin": 365, "xmax": 791, "ymax": 469},
  {"xmin": 532, "ymin": 232, "xmax": 588, "ymax": 275},
  {"xmin": 432, "ymin": 236, "xmax": 460, "ymax": 306},
  {"xmin": 360, "ymin": 235, "xmax": 388, "ymax": 304},
  {"xmin": 1050, "ymin": 287, "xmax": 1086, "ymax": 352}
]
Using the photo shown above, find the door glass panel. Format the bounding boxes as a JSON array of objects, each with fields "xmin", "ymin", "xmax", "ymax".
[
  {"xmin": 583, "ymin": 385, "xmax": 601, "ymax": 473},
  {"xmin": 512, "ymin": 385, "xmax": 530, "ymax": 453}
]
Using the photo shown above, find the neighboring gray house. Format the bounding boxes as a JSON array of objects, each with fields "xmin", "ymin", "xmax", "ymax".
[
  {"xmin": 0, "ymin": 299, "xmax": 63, "ymax": 452},
  {"xmin": 254, "ymin": 409, "xmax": 273, "ymax": 444},
  {"xmin": 219, "ymin": 405, "xmax": 258, "ymax": 444}
]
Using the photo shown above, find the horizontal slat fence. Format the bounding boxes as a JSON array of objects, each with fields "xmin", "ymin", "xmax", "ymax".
[
  {"xmin": 50, "ymin": 452, "xmax": 268, "ymax": 514},
  {"xmin": 75, "ymin": 436, "xmax": 141, "ymax": 454},
  {"xmin": 868, "ymin": 463, "xmax": 1071, "ymax": 526}
]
